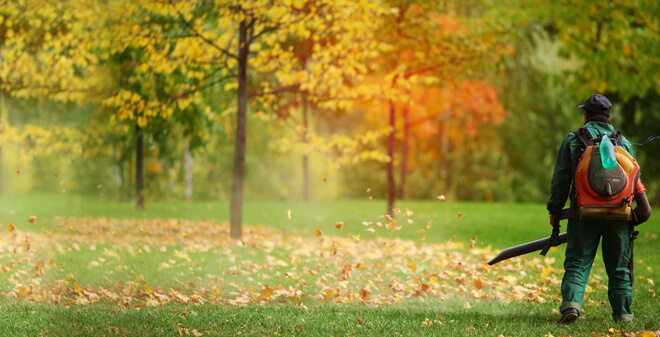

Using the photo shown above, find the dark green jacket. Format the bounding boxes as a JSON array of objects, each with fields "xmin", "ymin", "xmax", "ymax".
[{"xmin": 547, "ymin": 121, "xmax": 636, "ymax": 215}]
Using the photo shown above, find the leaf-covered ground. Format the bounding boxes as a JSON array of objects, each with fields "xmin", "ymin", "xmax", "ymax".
[{"xmin": 1, "ymin": 214, "xmax": 660, "ymax": 336}]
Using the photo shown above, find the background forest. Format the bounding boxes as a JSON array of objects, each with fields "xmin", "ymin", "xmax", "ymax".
[{"xmin": 1, "ymin": 0, "xmax": 659, "ymax": 228}]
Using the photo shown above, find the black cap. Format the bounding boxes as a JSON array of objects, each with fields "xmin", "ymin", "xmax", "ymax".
[{"xmin": 578, "ymin": 94, "xmax": 612, "ymax": 117}]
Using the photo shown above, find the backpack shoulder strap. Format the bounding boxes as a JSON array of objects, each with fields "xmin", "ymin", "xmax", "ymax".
[
  {"xmin": 573, "ymin": 127, "xmax": 593, "ymax": 147},
  {"xmin": 611, "ymin": 130, "xmax": 623, "ymax": 146}
]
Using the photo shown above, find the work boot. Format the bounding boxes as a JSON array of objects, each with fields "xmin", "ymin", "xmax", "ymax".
[{"xmin": 557, "ymin": 308, "xmax": 579, "ymax": 324}]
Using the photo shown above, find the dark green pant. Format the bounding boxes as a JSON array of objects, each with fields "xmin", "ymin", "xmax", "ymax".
[{"xmin": 559, "ymin": 219, "xmax": 634, "ymax": 322}]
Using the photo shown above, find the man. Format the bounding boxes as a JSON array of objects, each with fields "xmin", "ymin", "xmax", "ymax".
[{"xmin": 547, "ymin": 94, "xmax": 652, "ymax": 324}]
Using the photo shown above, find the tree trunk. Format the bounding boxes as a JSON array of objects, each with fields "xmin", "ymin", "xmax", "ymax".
[
  {"xmin": 387, "ymin": 99, "xmax": 396, "ymax": 215},
  {"xmin": 438, "ymin": 122, "xmax": 449, "ymax": 192},
  {"xmin": 230, "ymin": 20, "xmax": 249, "ymax": 239},
  {"xmin": 302, "ymin": 94, "xmax": 310, "ymax": 201},
  {"xmin": 399, "ymin": 101, "xmax": 410, "ymax": 199},
  {"xmin": 135, "ymin": 124, "xmax": 145, "ymax": 210},
  {"xmin": 184, "ymin": 136, "xmax": 193, "ymax": 202}
]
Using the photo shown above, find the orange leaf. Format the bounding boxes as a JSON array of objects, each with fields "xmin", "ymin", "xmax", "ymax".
[
  {"xmin": 28, "ymin": 216, "xmax": 37, "ymax": 224},
  {"xmin": 54, "ymin": 173, "xmax": 59, "ymax": 178},
  {"xmin": 393, "ymin": 208, "xmax": 401, "ymax": 215},
  {"xmin": 258, "ymin": 284, "xmax": 274, "ymax": 300},
  {"xmin": 314, "ymin": 228, "xmax": 322, "ymax": 237},
  {"xmin": 8, "ymin": 223, "xmax": 15, "ymax": 231},
  {"xmin": 408, "ymin": 262, "xmax": 418, "ymax": 272},
  {"xmin": 357, "ymin": 318, "xmax": 365, "ymax": 324},
  {"xmin": 435, "ymin": 195, "xmax": 446, "ymax": 201},
  {"xmin": 16, "ymin": 170, "xmax": 20, "ymax": 174},
  {"xmin": 366, "ymin": 188, "xmax": 371, "ymax": 193},
  {"xmin": 335, "ymin": 222, "xmax": 344, "ymax": 229},
  {"xmin": 368, "ymin": 196, "xmax": 372, "ymax": 202},
  {"xmin": 323, "ymin": 177, "xmax": 327, "ymax": 182},
  {"xmin": 457, "ymin": 212, "xmax": 463, "ymax": 218},
  {"xmin": 470, "ymin": 238, "xmax": 476, "ymax": 248}
]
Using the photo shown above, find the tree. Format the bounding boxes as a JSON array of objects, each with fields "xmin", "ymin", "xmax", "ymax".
[{"xmin": 362, "ymin": 0, "xmax": 505, "ymax": 214}]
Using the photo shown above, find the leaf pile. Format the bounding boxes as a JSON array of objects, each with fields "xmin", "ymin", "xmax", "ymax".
[{"xmin": 0, "ymin": 217, "xmax": 655, "ymax": 312}]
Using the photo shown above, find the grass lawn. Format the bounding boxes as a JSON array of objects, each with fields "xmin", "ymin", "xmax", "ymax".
[{"xmin": 1, "ymin": 193, "xmax": 659, "ymax": 336}]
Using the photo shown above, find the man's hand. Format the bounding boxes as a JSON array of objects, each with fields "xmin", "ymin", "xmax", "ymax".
[{"xmin": 549, "ymin": 213, "xmax": 558, "ymax": 227}]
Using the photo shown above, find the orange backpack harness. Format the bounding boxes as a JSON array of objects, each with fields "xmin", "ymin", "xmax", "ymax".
[{"xmin": 573, "ymin": 127, "xmax": 643, "ymax": 221}]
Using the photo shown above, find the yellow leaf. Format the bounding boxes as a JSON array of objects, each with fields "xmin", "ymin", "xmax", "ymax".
[
  {"xmin": 408, "ymin": 262, "xmax": 417, "ymax": 272},
  {"xmin": 258, "ymin": 284, "xmax": 274, "ymax": 300},
  {"xmin": 314, "ymin": 228, "xmax": 322, "ymax": 236},
  {"xmin": 8, "ymin": 223, "xmax": 15, "ymax": 231}
]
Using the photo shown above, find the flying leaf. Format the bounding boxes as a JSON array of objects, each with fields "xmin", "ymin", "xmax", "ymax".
[
  {"xmin": 54, "ymin": 173, "xmax": 59, "ymax": 178},
  {"xmin": 28, "ymin": 216, "xmax": 37, "ymax": 224},
  {"xmin": 407, "ymin": 219, "xmax": 413, "ymax": 224},
  {"xmin": 16, "ymin": 170, "xmax": 20, "ymax": 174},
  {"xmin": 393, "ymin": 208, "xmax": 401, "ymax": 215},
  {"xmin": 366, "ymin": 188, "xmax": 371, "ymax": 193},
  {"xmin": 8, "ymin": 223, "xmax": 15, "ymax": 231},
  {"xmin": 323, "ymin": 177, "xmax": 327, "ymax": 182},
  {"xmin": 335, "ymin": 222, "xmax": 344, "ymax": 229},
  {"xmin": 368, "ymin": 196, "xmax": 372, "ymax": 202},
  {"xmin": 470, "ymin": 238, "xmax": 476, "ymax": 248},
  {"xmin": 457, "ymin": 212, "xmax": 463, "ymax": 218},
  {"xmin": 426, "ymin": 220, "xmax": 433, "ymax": 229},
  {"xmin": 366, "ymin": 227, "xmax": 376, "ymax": 232},
  {"xmin": 97, "ymin": 184, "xmax": 102, "ymax": 189},
  {"xmin": 408, "ymin": 262, "xmax": 417, "ymax": 272},
  {"xmin": 314, "ymin": 228, "xmax": 322, "ymax": 236},
  {"xmin": 287, "ymin": 209, "xmax": 291, "ymax": 220},
  {"xmin": 435, "ymin": 195, "xmax": 446, "ymax": 201}
]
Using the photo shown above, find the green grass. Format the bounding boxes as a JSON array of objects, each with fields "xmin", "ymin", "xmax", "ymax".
[{"xmin": 1, "ymin": 193, "xmax": 659, "ymax": 336}]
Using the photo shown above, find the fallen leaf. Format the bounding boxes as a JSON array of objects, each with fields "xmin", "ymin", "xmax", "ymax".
[
  {"xmin": 470, "ymin": 238, "xmax": 476, "ymax": 248},
  {"xmin": 335, "ymin": 222, "xmax": 344, "ymax": 229},
  {"xmin": 28, "ymin": 216, "xmax": 37, "ymax": 224},
  {"xmin": 366, "ymin": 227, "xmax": 376, "ymax": 232},
  {"xmin": 69, "ymin": 227, "xmax": 78, "ymax": 232},
  {"xmin": 407, "ymin": 219, "xmax": 413, "ymax": 224},
  {"xmin": 357, "ymin": 318, "xmax": 366, "ymax": 325},
  {"xmin": 140, "ymin": 228, "xmax": 149, "ymax": 233},
  {"xmin": 258, "ymin": 284, "xmax": 274, "ymax": 300}
]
